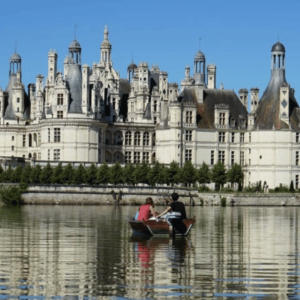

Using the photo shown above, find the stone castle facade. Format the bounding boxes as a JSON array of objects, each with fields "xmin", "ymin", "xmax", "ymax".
[{"xmin": 0, "ymin": 26, "xmax": 299, "ymax": 189}]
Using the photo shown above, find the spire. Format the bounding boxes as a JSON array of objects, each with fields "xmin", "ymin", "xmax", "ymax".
[{"xmin": 104, "ymin": 25, "xmax": 109, "ymax": 41}]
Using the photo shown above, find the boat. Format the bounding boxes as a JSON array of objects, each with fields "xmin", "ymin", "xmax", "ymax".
[{"xmin": 129, "ymin": 217, "xmax": 196, "ymax": 237}]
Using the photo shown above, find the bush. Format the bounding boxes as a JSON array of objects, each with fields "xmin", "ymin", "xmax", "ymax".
[
  {"xmin": 274, "ymin": 184, "xmax": 289, "ymax": 193},
  {"xmin": 221, "ymin": 187, "xmax": 234, "ymax": 193},
  {"xmin": 221, "ymin": 197, "xmax": 227, "ymax": 207},
  {"xmin": 198, "ymin": 185, "xmax": 210, "ymax": 192},
  {"xmin": 0, "ymin": 185, "xmax": 24, "ymax": 205}
]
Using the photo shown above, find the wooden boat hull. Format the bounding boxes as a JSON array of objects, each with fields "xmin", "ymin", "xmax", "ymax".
[{"xmin": 129, "ymin": 218, "xmax": 195, "ymax": 236}]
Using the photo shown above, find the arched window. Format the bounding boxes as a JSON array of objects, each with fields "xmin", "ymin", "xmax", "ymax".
[
  {"xmin": 134, "ymin": 132, "xmax": 140, "ymax": 146},
  {"xmin": 143, "ymin": 132, "xmax": 149, "ymax": 146},
  {"xmin": 125, "ymin": 131, "xmax": 132, "ymax": 146}
]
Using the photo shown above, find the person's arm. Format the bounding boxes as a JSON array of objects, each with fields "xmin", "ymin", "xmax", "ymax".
[
  {"xmin": 156, "ymin": 206, "xmax": 171, "ymax": 218},
  {"xmin": 149, "ymin": 206, "xmax": 155, "ymax": 217}
]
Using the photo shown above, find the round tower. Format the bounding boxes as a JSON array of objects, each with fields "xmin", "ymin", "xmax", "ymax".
[
  {"xmin": 9, "ymin": 52, "xmax": 21, "ymax": 77},
  {"xmin": 69, "ymin": 39, "xmax": 81, "ymax": 65},
  {"xmin": 271, "ymin": 41, "xmax": 285, "ymax": 74},
  {"xmin": 127, "ymin": 61, "xmax": 137, "ymax": 82},
  {"xmin": 194, "ymin": 50, "xmax": 205, "ymax": 85}
]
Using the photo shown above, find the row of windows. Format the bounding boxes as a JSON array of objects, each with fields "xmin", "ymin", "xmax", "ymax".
[
  {"xmin": 48, "ymin": 128, "xmax": 61, "ymax": 143},
  {"xmin": 211, "ymin": 150, "xmax": 245, "ymax": 166},
  {"xmin": 219, "ymin": 132, "xmax": 248, "ymax": 143},
  {"xmin": 48, "ymin": 149, "xmax": 60, "ymax": 161},
  {"xmin": 125, "ymin": 151, "xmax": 150, "ymax": 163},
  {"xmin": 125, "ymin": 132, "xmax": 151, "ymax": 146}
]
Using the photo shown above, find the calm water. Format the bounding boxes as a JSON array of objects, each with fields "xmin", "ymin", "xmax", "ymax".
[{"xmin": 0, "ymin": 205, "xmax": 300, "ymax": 299}]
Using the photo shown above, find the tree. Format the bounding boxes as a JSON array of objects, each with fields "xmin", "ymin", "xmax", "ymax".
[
  {"xmin": 134, "ymin": 161, "xmax": 149, "ymax": 185},
  {"xmin": 11, "ymin": 165, "xmax": 23, "ymax": 183},
  {"xmin": 60, "ymin": 163, "xmax": 74, "ymax": 184},
  {"xmin": 3, "ymin": 165, "xmax": 13, "ymax": 183},
  {"xmin": 166, "ymin": 161, "xmax": 182, "ymax": 186},
  {"xmin": 21, "ymin": 165, "xmax": 32, "ymax": 184},
  {"xmin": 227, "ymin": 163, "xmax": 244, "ymax": 188},
  {"xmin": 211, "ymin": 161, "xmax": 227, "ymax": 191},
  {"xmin": 97, "ymin": 162, "xmax": 110, "ymax": 184},
  {"xmin": 110, "ymin": 162, "xmax": 123, "ymax": 185},
  {"xmin": 198, "ymin": 162, "xmax": 211, "ymax": 185},
  {"xmin": 85, "ymin": 163, "xmax": 98, "ymax": 185},
  {"xmin": 147, "ymin": 161, "xmax": 161, "ymax": 186},
  {"xmin": 39, "ymin": 163, "xmax": 53, "ymax": 184},
  {"xmin": 30, "ymin": 165, "xmax": 42, "ymax": 184},
  {"xmin": 72, "ymin": 164, "xmax": 86, "ymax": 184},
  {"xmin": 51, "ymin": 163, "xmax": 63, "ymax": 184},
  {"xmin": 122, "ymin": 163, "xmax": 135, "ymax": 185},
  {"xmin": 290, "ymin": 180, "xmax": 295, "ymax": 192},
  {"xmin": 0, "ymin": 165, "xmax": 3, "ymax": 182},
  {"xmin": 182, "ymin": 160, "xmax": 197, "ymax": 186}
]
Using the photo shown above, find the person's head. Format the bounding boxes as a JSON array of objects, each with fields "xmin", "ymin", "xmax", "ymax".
[
  {"xmin": 171, "ymin": 192, "xmax": 179, "ymax": 202},
  {"xmin": 145, "ymin": 197, "xmax": 154, "ymax": 207}
]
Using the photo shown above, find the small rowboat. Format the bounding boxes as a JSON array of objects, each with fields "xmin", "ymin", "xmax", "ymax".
[{"xmin": 129, "ymin": 217, "xmax": 196, "ymax": 237}]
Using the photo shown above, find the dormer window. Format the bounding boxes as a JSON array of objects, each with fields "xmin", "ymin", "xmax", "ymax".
[
  {"xmin": 186, "ymin": 111, "xmax": 192, "ymax": 123},
  {"xmin": 219, "ymin": 113, "xmax": 225, "ymax": 125},
  {"xmin": 57, "ymin": 94, "xmax": 63, "ymax": 105}
]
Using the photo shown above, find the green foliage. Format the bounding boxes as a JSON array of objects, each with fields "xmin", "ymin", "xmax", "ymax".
[
  {"xmin": 3, "ymin": 165, "xmax": 14, "ymax": 183},
  {"xmin": 11, "ymin": 165, "xmax": 23, "ymax": 183},
  {"xmin": 0, "ymin": 185, "xmax": 23, "ymax": 205},
  {"xmin": 72, "ymin": 164, "xmax": 86, "ymax": 184},
  {"xmin": 122, "ymin": 163, "xmax": 135, "ymax": 185},
  {"xmin": 243, "ymin": 184, "xmax": 257, "ymax": 193},
  {"xmin": 274, "ymin": 183, "xmax": 289, "ymax": 192},
  {"xmin": 0, "ymin": 165, "xmax": 3, "ymax": 182},
  {"xmin": 290, "ymin": 180, "xmax": 295, "ymax": 192},
  {"xmin": 182, "ymin": 160, "xmax": 197, "ymax": 186},
  {"xmin": 60, "ymin": 163, "xmax": 74, "ymax": 184},
  {"xmin": 221, "ymin": 197, "xmax": 227, "ymax": 207},
  {"xmin": 51, "ymin": 163, "xmax": 63, "ymax": 184},
  {"xmin": 199, "ymin": 198, "xmax": 204, "ymax": 206},
  {"xmin": 147, "ymin": 161, "xmax": 163, "ymax": 186},
  {"xmin": 97, "ymin": 162, "xmax": 110, "ymax": 184},
  {"xmin": 211, "ymin": 161, "xmax": 227, "ymax": 191},
  {"xmin": 198, "ymin": 185, "xmax": 210, "ymax": 192},
  {"xmin": 39, "ymin": 163, "xmax": 53, "ymax": 184},
  {"xmin": 85, "ymin": 164, "xmax": 98, "ymax": 185},
  {"xmin": 134, "ymin": 161, "xmax": 149, "ymax": 185},
  {"xmin": 30, "ymin": 165, "xmax": 42, "ymax": 184},
  {"xmin": 198, "ymin": 162, "xmax": 211, "ymax": 184},
  {"xmin": 227, "ymin": 163, "xmax": 244, "ymax": 185},
  {"xmin": 167, "ymin": 161, "xmax": 181, "ymax": 186},
  {"xmin": 21, "ymin": 165, "xmax": 32, "ymax": 184},
  {"xmin": 109, "ymin": 162, "xmax": 123, "ymax": 185}
]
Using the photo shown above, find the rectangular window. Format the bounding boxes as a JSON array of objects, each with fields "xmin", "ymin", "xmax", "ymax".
[
  {"xmin": 143, "ymin": 152, "xmax": 149, "ymax": 163},
  {"xmin": 54, "ymin": 128, "xmax": 61, "ymax": 142},
  {"xmin": 185, "ymin": 149, "xmax": 192, "ymax": 162},
  {"xmin": 240, "ymin": 133, "xmax": 245, "ymax": 143},
  {"xmin": 12, "ymin": 136, "xmax": 14, "ymax": 141},
  {"xmin": 98, "ymin": 149, "xmax": 101, "ymax": 163},
  {"xmin": 57, "ymin": 94, "xmax": 63, "ymax": 105},
  {"xmin": 296, "ymin": 175, "xmax": 299, "ymax": 189},
  {"xmin": 125, "ymin": 151, "xmax": 132, "ymax": 163},
  {"xmin": 231, "ymin": 132, "xmax": 235, "ymax": 143},
  {"xmin": 17, "ymin": 98, "xmax": 20, "ymax": 103},
  {"xmin": 17, "ymin": 107, "xmax": 19, "ymax": 112},
  {"xmin": 219, "ymin": 113, "xmax": 225, "ymax": 125},
  {"xmin": 240, "ymin": 151, "xmax": 245, "ymax": 166},
  {"xmin": 48, "ymin": 128, "xmax": 50, "ymax": 143},
  {"xmin": 131, "ymin": 103, "xmax": 134, "ymax": 113},
  {"xmin": 211, "ymin": 150, "xmax": 214, "ymax": 165},
  {"xmin": 219, "ymin": 132, "xmax": 225, "ymax": 143},
  {"xmin": 23, "ymin": 135, "xmax": 26, "ymax": 147},
  {"xmin": 57, "ymin": 111, "xmax": 63, "ymax": 119},
  {"xmin": 218, "ymin": 150, "xmax": 225, "ymax": 164},
  {"xmin": 296, "ymin": 151, "xmax": 299, "ymax": 166},
  {"xmin": 143, "ymin": 132, "xmax": 149, "ymax": 146},
  {"xmin": 38, "ymin": 152, "xmax": 41, "ymax": 160},
  {"xmin": 186, "ymin": 111, "xmax": 192, "ymax": 124},
  {"xmin": 11, "ymin": 146, "xmax": 14, "ymax": 151},
  {"xmin": 134, "ymin": 152, "xmax": 140, "ymax": 163},
  {"xmin": 296, "ymin": 133, "xmax": 300, "ymax": 143},
  {"xmin": 112, "ymin": 98, "xmax": 116, "ymax": 110},
  {"xmin": 54, "ymin": 149, "xmax": 60, "ymax": 161},
  {"xmin": 231, "ymin": 151, "xmax": 234, "ymax": 165},
  {"xmin": 47, "ymin": 149, "xmax": 50, "ymax": 161},
  {"xmin": 154, "ymin": 101, "xmax": 157, "ymax": 112},
  {"xmin": 99, "ymin": 129, "xmax": 102, "ymax": 143},
  {"xmin": 154, "ymin": 117, "xmax": 157, "ymax": 124},
  {"xmin": 249, "ymin": 133, "xmax": 251, "ymax": 143},
  {"xmin": 185, "ymin": 130, "xmax": 192, "ymax": 141}
]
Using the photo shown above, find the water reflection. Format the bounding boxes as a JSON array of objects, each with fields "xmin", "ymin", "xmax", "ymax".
[{"xmin": 0, "ymin": 205, "xmax": 300, "ymax": 298}]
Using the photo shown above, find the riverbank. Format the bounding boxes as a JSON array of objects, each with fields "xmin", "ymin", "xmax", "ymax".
[{"xmin": 18, "ymin": 185, "xmax": 300, "ymax": 206}]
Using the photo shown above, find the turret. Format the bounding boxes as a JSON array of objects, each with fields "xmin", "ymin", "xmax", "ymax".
[
  {"xmin": 207, "ymin": 64, "xmax": 216, "ymax": 89},
  {"xmin": 48, "ymin": 50, "xmax": 58, "ymax": 84},
  {"xmin": 100, "ymin": 25, "xmax": 112, "ymax": 64},
  {"xmin": 238, "ymin": 88, "xmax": 248, "ymax": 109},
  {"xmin": 250, "ymin": 88, "xmax": 259, "ymax": 113}
]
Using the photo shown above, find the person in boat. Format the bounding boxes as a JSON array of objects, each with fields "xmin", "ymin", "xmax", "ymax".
[
  {"xmin": 137, "ymin": 197, "xmax": 158, "ymax": 221},
  {"xmin": 156, "ymin": 192, "xmax": 186, "ymax": 220}
]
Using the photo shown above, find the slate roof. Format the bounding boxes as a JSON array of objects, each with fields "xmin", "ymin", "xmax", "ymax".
[{"xmin": 67, "ymin": 64, "xmax": 82, "ymax": 113}]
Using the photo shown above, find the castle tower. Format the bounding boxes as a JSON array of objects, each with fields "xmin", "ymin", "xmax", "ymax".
[
  {"xmin": 48, "ymin": 50, "xmax": 58, "ymax": 84},
  {"xmin": 207, "ymin": 64, "xmax": 216, "ymax": 89},
  {"xmin": 194, "ymin": 50, "xmax": 206, "ymax": 86},
  {"xmin": 69, "ymin": 39, "xmax": 81, "ymax": 66},
  {"xmin": 250, "ymin": 88, "xmax": 259, "ymax": 113},
  {"xmin": 9, "ymin": 52, "xmax": 22, "ymax": 78},
  {"xmin": 127, "ymin": 61, "xmax": 137, "ymax": 82},
  {"xmin": 100, "ymin": 25, "xmax": 112, "ymax": 64},
  {"xmin": 238, "ymin": 88, "xmax": 248, "ymax": 109}
]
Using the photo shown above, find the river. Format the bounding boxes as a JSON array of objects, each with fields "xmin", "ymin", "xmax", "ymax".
[{"xmin": 0, "ymin": 205, "xmax": 299, "ymax": 299}]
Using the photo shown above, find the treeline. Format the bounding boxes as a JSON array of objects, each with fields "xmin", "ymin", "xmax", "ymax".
[{"xmin": 0, "ymin": 160, "xmax": 243, "ymax": 189}]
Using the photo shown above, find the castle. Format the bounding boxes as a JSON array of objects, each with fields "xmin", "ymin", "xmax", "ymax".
[{"xmin": 0, "ymin": 26, "xmax": 299, "ymax": 189}]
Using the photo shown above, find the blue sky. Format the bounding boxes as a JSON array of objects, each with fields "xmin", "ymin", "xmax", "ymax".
[{"xmin": 1, "ymin": 0, "xmax": 300, "ymax": 107}]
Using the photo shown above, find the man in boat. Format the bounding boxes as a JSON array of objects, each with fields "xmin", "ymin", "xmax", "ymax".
[{"xmin": 156, "ymin": 192, "xmax": 186, "ymax": 220}]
